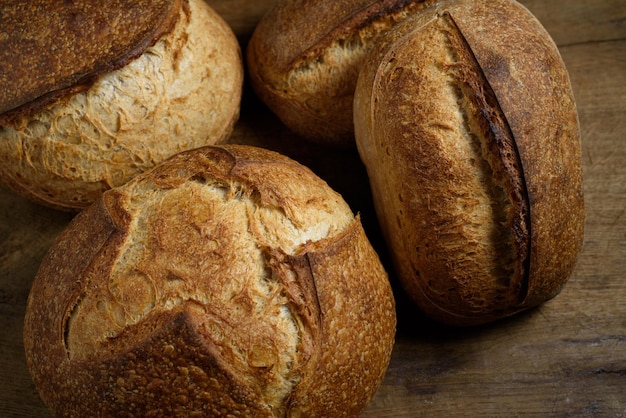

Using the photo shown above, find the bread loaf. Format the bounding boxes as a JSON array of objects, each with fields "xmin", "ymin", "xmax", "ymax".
[
  {"xmin": 246, "ymin": 0, "xmax": 437, "ymax": 147},
  {"xmin": 0, "ymin": 0, "xmax": 243, "ymax": 210},
  {"xmin": 24, "ymin": 144, "xmax": 396, "ymax": 416},
  {"xmin": 354, "ymin": 0, "xmax": 585, "ymax": 325}
]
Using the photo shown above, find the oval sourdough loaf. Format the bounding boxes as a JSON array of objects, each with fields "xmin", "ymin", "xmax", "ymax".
[
  {"xmin": 0, "ymin": 0, "xmax": 243, "ymax": 210},
  {"xmin": 246, "ymin": 0, "xmax": 437, "ymax": 147},
  {"xmin": 354, "ymin": 0, "xmax": 585, "ymax": 325},
  {"xmin": 24, "ymin": 144, "xmax": 396, "ymax": 417}
]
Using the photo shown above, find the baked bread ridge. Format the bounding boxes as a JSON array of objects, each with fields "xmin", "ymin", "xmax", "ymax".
[
  {"xmin": 0, "ymin": 0, "xmax": 243, "ymax": 211},
  {"xmin": 0, "ymin": 0, "xmax": 182, "ymax": 121},
  {"xmin": 24, "ymin": 144, "xmax": 396, "ymax": 416},
  {"xmin": 354, "ymin": 0, "xmax": 584, "ymax": 325},
  {"xmin": 246, "ymin": 0, "xmax": 438, "ymax": 146}
]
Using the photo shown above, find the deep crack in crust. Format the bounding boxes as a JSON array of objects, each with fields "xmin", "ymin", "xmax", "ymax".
[
  {"xmin": 367, "ymin": 12, "xmax": 529, "ymax": 320},
  {"xmin": 354, "ymin": 0, "xmax": 584, "ymax": 325},
  {"xmin": 25, "ymin": 145, "xmax": 396, "ymax": 417},
  {"xmin": 64, "ymin": 148, "xmax": 335, "ymax": 414}
]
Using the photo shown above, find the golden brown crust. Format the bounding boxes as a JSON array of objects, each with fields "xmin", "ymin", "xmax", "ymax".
[
  {"xmin": 354, "ymin": 0, "xmax": 584, "ymax": 325},
  {"xmin": 24, "ymin": 144, "xmax": 396, "ymax": 416},
  {"xmin": 0, "ymin": 0, "xmax": 243, "ymax": 211},
  {"xmin": 247, "ymin": 0, "xmax": 437, "ymax": 146},
  {"xmin": 285, "ymin": 222, "xmax": 396, "ymax": 416},
  {"xmin": 0, "ymin": 0, "xmax": 182, "ymax": 122}
]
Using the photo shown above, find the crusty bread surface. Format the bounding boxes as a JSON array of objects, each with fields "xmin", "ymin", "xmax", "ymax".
[
  {"xmin": 0, "ymin": 0, "xmax": 181, "ymax": 120},
  {"xmin": 354, "ymin": 0, "xmax": 585, "ymax": 325},
  {"xmin": 24, "ymin": 144, "xmax": 396, "ymax": 417},
  {"xmin": 247, "ymin": 0, "xmax": 437, "ymax": 146},
  {"xmin": 0, "ymin": 0, "xmax": 243, "ymax": 211}
]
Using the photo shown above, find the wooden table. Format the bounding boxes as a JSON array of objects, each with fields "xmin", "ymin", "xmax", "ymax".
[{"xmin": 1, "ymin": 1, "xmax": 624, "ymax": 416}]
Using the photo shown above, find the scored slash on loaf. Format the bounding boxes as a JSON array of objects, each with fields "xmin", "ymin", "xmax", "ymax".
[
  {"xmin": 354, "ymin": 0, "xmax": 585, "ymax": 325},
  {"xmin": 24, "ymin": 145, "xmax": 397, "ymax": 417}
]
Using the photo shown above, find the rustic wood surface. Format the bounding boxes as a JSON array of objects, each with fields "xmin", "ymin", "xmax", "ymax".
[{"xmin": 1, "ymin": 0, "xmax": 625, "ymax": 416}]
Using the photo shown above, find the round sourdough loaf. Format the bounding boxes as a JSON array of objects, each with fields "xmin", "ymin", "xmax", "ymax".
[
  {"xmin": 0, "ymin": 0, "xmax": 243, "ymax": 211},
  {"xmin": 24, "ymin": 144, "xmax": 396, "ymax": 417},
  {"xmin": 246, "ymin": 0, "xmax": 437, "ymax": 147},
  {"xmin": 354, "ymin": 0, "xmax": 585, "ymax": 325}
]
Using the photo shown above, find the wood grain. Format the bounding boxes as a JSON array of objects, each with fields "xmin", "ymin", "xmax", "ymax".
[{"xmin": 1, "ymin": 0, "xmax": 625, "ymax": 416}]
